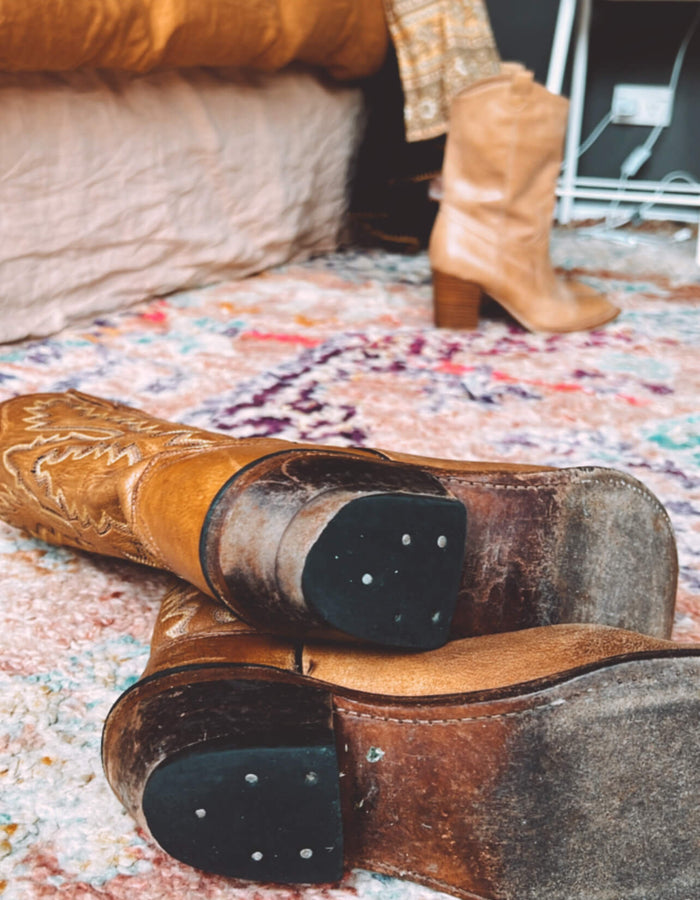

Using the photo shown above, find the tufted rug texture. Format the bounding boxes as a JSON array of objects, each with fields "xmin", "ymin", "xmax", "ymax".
[{"xmin": 0, "ymin": 230, "xmax": 699, "ymax": 899}]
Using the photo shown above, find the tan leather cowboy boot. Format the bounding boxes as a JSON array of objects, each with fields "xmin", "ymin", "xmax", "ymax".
[
  {"xmin": 103, "ymin": 582, "xmax": 699, "ymax": 897},
  {"xmin": 0, "ymin": 390, "xmax": 676, "ymax": 645},
  {"xmin": 430, "ymin": 65, "xmax": 620, "ymax": 332}
]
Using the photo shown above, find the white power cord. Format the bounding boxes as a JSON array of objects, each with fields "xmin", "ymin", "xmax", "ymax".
[
  {"xmin": 619, "ymin": 8, "xmax": 698, "ymax": 178},
  {"xmin": 579, "ymin": 5, "xmax": 700, "ymax": 245},
  {"xmin": 576, "ymin": 110, "xmax": 613, "ymax": 159}
]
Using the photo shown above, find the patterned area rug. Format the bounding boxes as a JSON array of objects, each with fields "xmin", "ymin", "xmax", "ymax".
[{"xmin": 1, "ymin": 230, "xmax": 699, "ymax": 899}]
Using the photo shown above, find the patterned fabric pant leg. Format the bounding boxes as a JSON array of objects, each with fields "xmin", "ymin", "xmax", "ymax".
[{"xmin": 382, "ymin": 0, "xmax": 501, "ymax": 142}]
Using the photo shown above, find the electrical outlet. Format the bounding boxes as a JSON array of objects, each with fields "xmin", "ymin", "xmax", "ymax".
[{"xmin": 611, "ymin": 84, "xmax": 674, "ymax": 127}]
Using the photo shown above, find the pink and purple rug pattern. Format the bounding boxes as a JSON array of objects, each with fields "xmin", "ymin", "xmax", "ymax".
[{"xmin": 0, "ymin": 237, "xmax": 698, "ymax": 898}]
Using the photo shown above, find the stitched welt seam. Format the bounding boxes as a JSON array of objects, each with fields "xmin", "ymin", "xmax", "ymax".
[
  {"xmin": 453, "ymin": 475, "xmax": 653, "ymax": 500},
  {"xmin": 337, "ymin": 697, "xmax": 566, "ymax": 725},
  {"xmin": 450, "ymin": 474, "xmax": 674, "ymax": 539}
]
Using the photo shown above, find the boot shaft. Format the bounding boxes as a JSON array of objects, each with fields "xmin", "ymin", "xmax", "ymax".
[
  {"xmin": 0, "ymin": 390, "xmax": 305, "ymax": 591},
  {"xmin": 143, "ymin": 581, "xmax": 298, "ymax": 677},
  {"xmin": 0, "ymin": 390, "xmax": 472, "ymax": 647},
  {"xmin": 0, "ymin": 390, "xmax": 396, "ymax": 602},
  {"xmin": 429, "ymin": 67, "xmax": 620, "ymax": 332},
  {"xmin": 440, "ymin": 66, "xmax": 569, "ymax": 248}
]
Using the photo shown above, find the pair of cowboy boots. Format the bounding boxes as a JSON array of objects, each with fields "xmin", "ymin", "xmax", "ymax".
[
  {"xmin": 0, "ymin": 390, "xmax": 697, "ymax": 898},
  {"xmin": 430, "ymin": 64, "xmax": 620, "ymax": 333}
]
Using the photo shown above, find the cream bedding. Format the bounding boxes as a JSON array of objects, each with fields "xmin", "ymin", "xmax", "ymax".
[{"xmin": 0, "ymin": 67, "xmax": 365, "ymax": 343}]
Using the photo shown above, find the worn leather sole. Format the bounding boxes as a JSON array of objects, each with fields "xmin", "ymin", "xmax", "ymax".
[
  {"xmin": 202, "ymin": 451, "xmax": 677, "ymax": 645},
  {"xmin": 394, "ymin": 459, "xmax": 677, "ymax": 639},
  {"xmin": 103, "ymin": 642, "xmax": 699, "ymax": 898}
]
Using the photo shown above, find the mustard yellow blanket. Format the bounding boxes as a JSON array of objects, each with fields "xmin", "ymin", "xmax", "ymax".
[{"xmin": 0, "ymin": 0, "xmax": 388, "ymax": 79}]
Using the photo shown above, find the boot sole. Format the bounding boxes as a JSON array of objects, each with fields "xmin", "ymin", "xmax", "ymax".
[
  {"xmin": 429, "ymin": 464, "xmax": 677, "ymax": 639},
  {"xmin": 140, "ymin": 678, "xmax": 344, "ymax": 883},
  {"xmin": 202, "ymin": 451, "xmax": 676, "ymax": 647},
  {"xmin": 104, "ymin": 651, "xmax": 700, "ymax": 897}
]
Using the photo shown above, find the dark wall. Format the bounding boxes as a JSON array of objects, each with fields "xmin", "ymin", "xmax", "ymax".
[{"xmin": 486, "ymin": 0, "xmax": 700, "ymax": 182}]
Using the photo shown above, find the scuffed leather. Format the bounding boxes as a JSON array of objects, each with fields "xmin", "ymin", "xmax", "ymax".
[
  {"xmin": 430, "ymin": 65, "xmax": 619, "ymax": 332},
  {"xmin": 107, "ymin": 582, "xmax": 698, "ymax": 900},
  {"xmin": 302, "ymin": 623, "xmax": 673, "ymax": 695},
  {"xmin": 0, "ymin": 0, "xmax": 389, "ymax": 80}
]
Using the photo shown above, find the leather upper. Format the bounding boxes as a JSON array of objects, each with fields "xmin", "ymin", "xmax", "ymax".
[{"xmin": 0, "ymin": 390, "xmax": 308, "ymax": 589}]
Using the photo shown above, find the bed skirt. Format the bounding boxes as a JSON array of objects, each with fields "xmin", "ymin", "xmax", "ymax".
[{"xmin": 0, "ymin": 67, "xmax": 365, "ymax": 343}]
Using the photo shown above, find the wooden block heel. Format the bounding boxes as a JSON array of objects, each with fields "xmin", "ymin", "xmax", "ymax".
[
  {"xmin": 104, "ymin": 668, "xmax": 344, "ymax": 884},
  {"xmin": 201, "ymin": 451, "xmax": 467, "ymax": 649},
  {"xmin": 432, "ymin": 269, "xmax": 483, "ymax": 329}
]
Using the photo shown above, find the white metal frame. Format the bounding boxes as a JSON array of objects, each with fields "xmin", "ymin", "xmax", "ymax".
[
  {"xmin": 547, "ymin": 0, "xmax": 700, "ymax": 263},
  {"xmin": 546, "ymin": 0, "xmax": 579, "ymax": 94}
]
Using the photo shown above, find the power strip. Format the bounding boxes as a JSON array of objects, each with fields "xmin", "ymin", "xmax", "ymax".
[{"xmin": 611, "ymin": 84, "xmax": 674, "ymax": 128}]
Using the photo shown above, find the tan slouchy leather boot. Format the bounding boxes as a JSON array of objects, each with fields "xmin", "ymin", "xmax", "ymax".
[
  {"xmin": 430, "ymin": 65, "xmax": 620, "ymax": 332},
  {"xmin": 103, "ymin": 582, "xmax": 699, "ymax": 897},
  {"xmin": 0, "ymin": 390, "xmax": 677, "ymax": 645}
]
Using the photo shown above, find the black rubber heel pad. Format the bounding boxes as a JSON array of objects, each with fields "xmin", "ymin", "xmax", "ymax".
[
  {"xmin": 143, "ymin": 743, "xmax": 343, "ymax": 883},
  {"xmin": 302, "ymin": 493, "xmax": 467, "ymax": 649}
]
